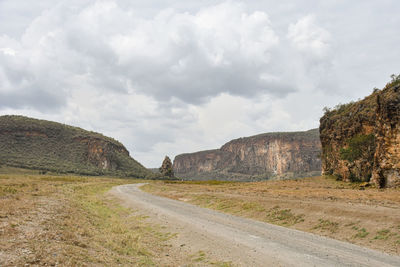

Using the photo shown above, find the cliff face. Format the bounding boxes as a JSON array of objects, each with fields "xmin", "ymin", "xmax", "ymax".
[
  {"xmin": 320, "ymin": 76, "xmax": 400, "ymax": 187},
  {"xmin": 372, "ymin": 80, "xmax": 400, "ymax": 187},
  {"xmin": 74, "ymin": 136, "xmax": 130, "ymax": 171},
  {"xmin": 0, "ymin": 115, "xmax": 152, "ymax": 178},
  {"xmin": 173, "ymin": 129, "xmax": 322, "ymax": 181}
]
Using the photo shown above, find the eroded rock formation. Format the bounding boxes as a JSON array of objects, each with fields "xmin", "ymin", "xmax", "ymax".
[
  {"xmin": 320, "ymin": 76, "xmax": 400, "ymax": 187},
  {"xmin": 159, "ymin": 156, "xmax": 174, "ymax": 177},
  {"xmin": 173, "ymin": 129, "xmax": 322, "ymax": 181}
]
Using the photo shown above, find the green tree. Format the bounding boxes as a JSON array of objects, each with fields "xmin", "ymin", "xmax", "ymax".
[{"xmin": 340, "ymin": 134, "xmax": 375, "ymax": 162}]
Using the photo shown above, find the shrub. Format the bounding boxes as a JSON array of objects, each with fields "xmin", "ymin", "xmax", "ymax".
[
  {"xmin": 390, "ymin": 73, "xmax": 400, "ymax": 84},
  {"xmin": 340, "ymin": 134, "xmax": 375, "ymax": 162}
]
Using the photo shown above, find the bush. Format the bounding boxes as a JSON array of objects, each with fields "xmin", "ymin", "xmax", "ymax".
[
  {"xmin": 340, "ymin": 134, "xmax": 375, "ymax": 162},
  {"xmin": 390, "ymin": 73, "xmax": 400, "ymax": 83}
]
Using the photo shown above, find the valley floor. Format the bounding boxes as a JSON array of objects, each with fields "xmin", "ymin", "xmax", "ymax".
[
  {"xmin": 142, "ymin": 176, "xmax": 400, "ymax": 255},
  {"xmin": 0, "ymin": 169, "xmax": 230, "ymax": 266},
  {"xmin": 1, "ymin": 169, "xmax": 400, "ymax": 266},
  {"xmin": 112, "ymin": 183, "xmax": 400, "ymax": 266}
]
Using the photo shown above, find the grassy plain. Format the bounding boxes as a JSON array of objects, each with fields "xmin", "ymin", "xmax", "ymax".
[
  {"xmin": 2, "ymin": 167, "xmax": 399, "ymax": 265},
  {"xmin": 142, "ymin": 176, "xmax": 400, "ymax": 255},
  {"xmin": 0, "ymin": 167, "xmax": 231, "ymax": 266}
]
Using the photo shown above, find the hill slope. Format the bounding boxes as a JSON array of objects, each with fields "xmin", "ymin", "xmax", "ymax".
[
  {"xmin": 0, "ymin": 115, "xmax": 152, "ymax": 178},
  {"xmin": 173, "ymin": 129, "xmax": 322, "ymax": 181}
]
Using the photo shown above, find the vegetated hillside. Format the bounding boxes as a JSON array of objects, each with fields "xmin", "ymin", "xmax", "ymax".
[
  {"xmin": 0, "ymin": 115, "xmax": 153, "ymax": 178},
  {"xmin": 173, "ymin": 129, "xmax": 322, "ymax": 181},
  {"xmin": 320, "ymin": 74, "xmax": 400, "ymax": 187}
]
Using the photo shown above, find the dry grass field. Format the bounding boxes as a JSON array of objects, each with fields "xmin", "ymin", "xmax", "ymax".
[
  {"xmin": 0, "ymin": 168, "xmax": 232, "ymax": 266},
  {"xmin": 142, "ymin": 176, "xmax": 400, "ymax": 255},
  {"xmin": 2, "ymin": 167, "xmax": 399, "ymax": 265}
]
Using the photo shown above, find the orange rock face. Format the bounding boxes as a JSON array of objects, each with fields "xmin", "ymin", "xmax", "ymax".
[
  {"xmin": 371, "ymin": 83, "xmax": 400, "ymax": 187},
  {"xmin": 75, "ymin": 137, "xmax": 130, "ymax": 171},
  {"xmin": 320, "ymin": 78, "xmax": 400, "ymax": 187},
  {"xmin": 173, "ymin": 129, "xmax": 321, "ymax": 181}
]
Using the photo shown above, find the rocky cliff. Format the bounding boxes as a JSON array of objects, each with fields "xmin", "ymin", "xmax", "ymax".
[
  {"xmin": 173, "ymin": 129, "xmax": 322, "ymax": 181},
  {"xmin": 0, "ymin": 115, "xmax": 153, "ymax": 178},
  {"xmin": 320, "ymin": 75, "xmax": 400, "ymax": 187},
  {"xmin": 159, "ymin": 156, "xmax": 174, "ymax": 178}
]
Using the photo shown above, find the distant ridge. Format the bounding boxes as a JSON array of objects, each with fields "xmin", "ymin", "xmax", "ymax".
[
  {"xmin": 173, "ymin": 129, "xmax": 322, "ymax": 181},
  {"xmin": 0, "ymin": 115, "xmax": 153, "ymax": 178}
]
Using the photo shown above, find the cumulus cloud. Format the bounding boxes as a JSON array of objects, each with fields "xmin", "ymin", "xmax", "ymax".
[
  {"xmin": 1, "ymin": 0, "xmax": 399, "ymax": 167},
  {"xmin": 0, "ymin": 0, "xmax": 297, "ymax": 110},
  {"xmin": 287, "ymin": 15, "xmax": 331, "ymax": 58},
  {"xmin": 0, "ymin": 0, "xmax": 334, "ymax": 165},
  {"xmin": 105, "ymin": 1, "xmax": 289, "ymax": 102}
]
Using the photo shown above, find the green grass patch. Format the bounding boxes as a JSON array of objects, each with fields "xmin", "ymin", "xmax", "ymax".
[
  {"xmin": 313, "ymin": 219, "xmax": 339, "ymax": 233},
  {"xmin": 266, "ymin": 206, "xmax": 305, "ymax": 226},
  {"xmin": 193, "ymin": 250, "xmax": 206, "ymax": 262},
  {"xmin": 353, "ymin": 228, "xmax": 369, "ymax": 238},
  {"xmin": 0, "ymin": 185, "xmax": 18, "ymax": 195},
  {"xmin": 374, "ymin": 229, "xmax": 391, "ymax": 240}
]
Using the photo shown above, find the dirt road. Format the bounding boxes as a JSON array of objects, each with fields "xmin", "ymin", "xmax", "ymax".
[{"xmin": 111, "ymin": 184, "xmax": 400, "ymax": 266}]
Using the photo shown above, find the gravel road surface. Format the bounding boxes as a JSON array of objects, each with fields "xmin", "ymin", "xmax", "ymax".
[{"xmin": 110, "ymin": 184, "xmax": 400, "ymax": 266}]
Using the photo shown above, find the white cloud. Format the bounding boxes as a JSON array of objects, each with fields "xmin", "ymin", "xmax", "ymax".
[
  {"xmin": 0, "ymin": 1, "xmax": 293, "ymax": 109},
  {"xmin": 0, "ymin": 0, "xmax": 400, "ymax": 167},
  {"xmin": 0, "ymin": 47, "xmax": 16, "ymax": 56},
  {"xmin": 287, "ymin": 15, "xmax": 331, "ymax": 58},
  {"xmin": 107, "ymin": 1, "xmax": 284, "ymax": 102}
]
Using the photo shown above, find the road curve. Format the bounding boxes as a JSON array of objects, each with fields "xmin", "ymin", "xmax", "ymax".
[{"xmin": 110, "ymin": 184, "xmax": 400, "ymax": 267}]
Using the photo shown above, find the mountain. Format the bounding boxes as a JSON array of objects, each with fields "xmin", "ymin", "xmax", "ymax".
[
  {"xmin": 0, "ymin": 115, "xmax": 153, "ymax": 178},
  {"xmin": 319, "ymin": 75, "xmax": 400, "ymax": 188},
  {"xmin": 173, "ymin": 129, "xmax": 322, "ymax": 181}
]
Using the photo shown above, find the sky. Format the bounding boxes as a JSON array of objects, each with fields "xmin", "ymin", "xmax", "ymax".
[{"xmin": 1, "ymin": 0, "xmax": 400, "ymax": 167}]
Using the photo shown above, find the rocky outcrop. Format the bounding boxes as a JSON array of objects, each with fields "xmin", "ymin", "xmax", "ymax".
[
  {"xmin": 159, "ymin": 156, "xmax": 174, "ymax": 177},
  {"xmin": 320, "ymin": 75, "xmax": 400, "ymax": 187},
  {"xmin": 173, "ymin": 129, "xmax": 322, "ymax": 181},
  {"xmin": 0, "ymin": 115, "xmax": 153, "ymax": 178},
  {"xmin": 74, "ymin": 136, "xmax": 130, "ymax": 171}
]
